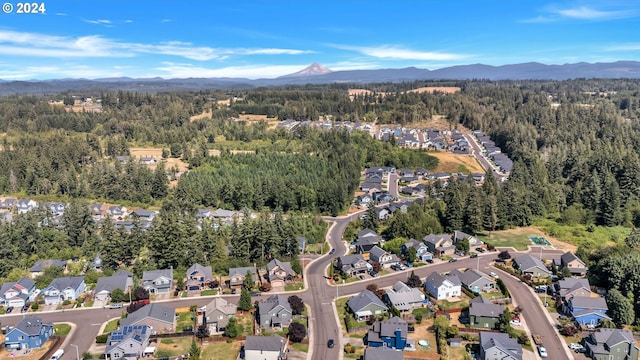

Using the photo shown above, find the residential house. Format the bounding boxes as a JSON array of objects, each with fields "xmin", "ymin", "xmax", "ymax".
[
  {"xmin": 401, "ymin": 187, "xmax": 419, "ymax": 196},
  {"xmin": 399, "ymin": 168, "xmax": 414, "ymax": 177},
  {"xmin": 347, "ymin": 290, "xmax": 388, "ymax": 322},
  {"xmin": 90, "ymin": 203, "xmax": 105, "ymax": 220},
  {"xmin": 584, "ymin": 328, "xmax": 639, "ymax": 360},
  {"xmin": 185, "ymin": 263, "xmax": 214, "ymax": 291},
  {"xmin": 243, "ymin": 335, "xmax": 288, "ymax": 360},
  {"xmin": 365, "ymin": 316, "xmax": 409, "ymax": 350},
  {"xmin": 228, "ymin": 266, "xmax": 259, "ymax": 289},
  {"xmin": 266, "ymin": 259, "xmax": 296, "ymax": 289},
  {"xmin": 42, "ymin": 202, "xmax": 66, "ymax": 216},
  {"xmin": 368, "ymin": 246, "xmax": 400, "ymax": 268},
  {"xmin": 568, "ymin": 296, "xmax": 610, "ymax": 326},
  {"xmin": 383, "ymin": 281, "xmax": 426, "ymax": 313},
  {"xmin": 355, "ymin": 194, "xmax": 373, "ymax": 207},
  {"xmin": 94, "ymin": 272, "xmax": 133, "ymax": 302},
  {"xmin": 452, "ymin": 230, "xmax": 484, "ymax": 248},
  {"xmin": 468, "ymin": 297, "xmax": 505, "ymax": 329},
  {"xmin": 423, "ymin": 234, "xmax": 456, "ymax": 256},
  {"xmin": 115, "ymin": 155, "xmax": 130, "ymax": 164},
  {"xmin": 0, "ymin": 197, "xmax": 17, "ymax": 211},
  {"xmin": 44, "ymin": 276, "xmax": 86, "ymax": 305},
  {"xmin": 138, "ymin": 156, "xmax": 157, "ymax": 165},
  {"xmin": 559, "ymin": 252, "xmax": 588, "ymax": 276},
  {"xmin": 212, "ymin": 208, "xmax": 236, "ymax": 224},
  {"xmin": 555, "ymin": 278, "xmax": 591, "ymax": 308},
  {"xmin": 365, "ymin": 166, "xmax": 395, "ymax": 175},
  {"xmin": 129, "ymin": 209, "xmax": 156, "ymax": 221},
  {"xmin": 353, "ymin": 231, "xmax": 383, "ymax": 256},
  {"xmin": 337, "ymin": 255, "xmax": 372, "ymax": 277},
  {"xmin": 106, "ymin": 205, "xmax": 128, "ymax": 220},
  {"xmin": 479, "ymin": 331, "xmax": 523, "ymax": 360},
  {"xmin": 4, "ymin": 316, "xmax": 54, "ymax": 350},
  {"xmin": 361, "ymin": 180, "xmax": 382, "ymax": 193},
  {"xmin": 472, "ymin": 173, "xmax": 486, "ymax": 183},
  {"xmin": 372, "ymin": 191, "xmax": 394, "ymax": 203},
  {"xmin": 450, "ymin": 269, "xmax": 496, "ymax": 293},
  {"xmin": 203, "ymin": 297, "xmax": 237, "ymax": 334},
  {"xmin": 424, "ymin": 271, "xmax": 462, "ymax": 300},
  {"xmin": 105, "ymin": 325, "xmax": 152, "ymax": 360},
  {"xmin": 16, "ymin": 199, "xmax": 38, "ymax": 214},
  {"xmin": 29, "ymin": 259, "xmax": 67, "ymax": 278},
  {"xmin": 512, "ymin": 254, "xmax": 552, "ymax": 278},
  {"xmin": 257, "ymin": 295, "xmax": 292, "ymax": 329},
  {"xmin": 195, "ymin": 208, "xmax": 213, "ymax": 220},
  {"xmin": 0, "ymin": 277, "xmax": 36, "ymax": 307},
  {"xmin": 363, "ymin": 347, "xmax": 404, "ymax": 360},
  {"xmin": 141, "ymin": 269, "xmax": 173, "ymax": 294},
  {"xmin": 402, "ymin": 238, "xmax": 433, "ymax": 261},
  {"xmin": 119, "ymin": 303, "xmax": 176, "ymax": 332}
]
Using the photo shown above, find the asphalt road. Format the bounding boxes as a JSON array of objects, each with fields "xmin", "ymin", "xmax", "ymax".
[{"xmin": 463, "ymin": 133, "xmax": 507, "ymax": 181}]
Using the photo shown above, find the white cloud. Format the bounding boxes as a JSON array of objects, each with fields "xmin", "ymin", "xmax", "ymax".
[
  {"xmin": 83, "ymin": 19, "xmax": 112, "ymax": 25},
  {"xmin": 55, "ymin": 13, "xmax": 68, "ymax": 16},
  {"xmin": 605, "ymin": 43, "xmax": 640, "ymax": 51},
  {"xmin": 0, "ymin": 65, "xmax": 125, "ymax": 80},
  {"xmin": 0, "ymin": 30, "xmax": 312, "ymax": 61},
  {"xmin": 332, "ymin": 44, "xmax": 468, "ymax": 61},
  {"xmin": 154, "ymin": 62, "xmax": 305, "ymax": 79},
  {"xmin": 326, "ymin": 61, "xmax": 381, "ymax": 71},
  {"xmin": 553, "ymin": 6, "xmax": 629, "ymax": 20}
]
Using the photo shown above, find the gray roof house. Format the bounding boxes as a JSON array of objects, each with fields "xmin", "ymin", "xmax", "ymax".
[
  {"xmin": 424, "ymin": 272, "xmax": 462, "ymax": 300},
  {"xmin": 363, "ymin": 347, "xmax": 404, "ymax": 360},
  {"xmin": 452, "ymin": 230, "xmax": 484, "ymax": 247},
  {"xmin": 513, "ymin": 254, "xmax": 552, "ymax": 278},
  {"xmin": 369, "ymin": 246, "xmax": 400, "ymax": 268},
  {"xmin": 258, "ymin": 295, "xmax": 292, "ymax": 329},
  {"xmin": 228, "ymin": 266, "xmax": 259, "ymax": 288},
  {"xmin": 29, "ymin": 259, "xmax": 67, "ymax": 278},
  {"xmin": 141, "ymin": 269, "xmax": 173, "ymax": 294},
  {"xmin": 479, "ymin": 331, "xmax": 522, "ymax": 360},
  {"xmin": 347, "ymin": 290, "xmax": 388, "ymax": 322},
  {"xmin": 556, "ymin": 278, "xmax": 591, "ymax": 301},
  {"xmin": 44, "ymin": 276, "xmax": 86, "ymax": 305},
  {"xmin": 469, "ymin": 300, "xmax": 505, "ymax": 329},
  {"xmin": 185, "ymin": 263, "xmax": 214, "ymax": 291},
  {"xmin": 266, "ymin": 259, "xmax": 296, "ymax": 285},
  {"xmin": 449, "ymin": 269, "xmax": 496, "ymax": 293},
  {"xmin": 244, "ymin": 335, "xmax": 288, "ymax": 360},
  {"xmin": 0, "ymin": 276, "xmax": 36, "ymax": 307},
  {"xmin": 584, "ymin": 328, "xmax": 639, "ymax": 360},
  {"xmin": 423, "ymin": 234, "xmax": 456, "ymax": 256},
  {"xmin": 559, "ymin": 252, "xmax": 588, "ymax": 276},
  {"xmin": 204, "ymin": 297, "xmax": 237, "ymax": 334},
  {"xmin": 337, "ymin": 254, "xmax": 372, "ymax": 276},
  {"xmin": 383, "ymin": 281, "xmax": 425, "ymax": 312},
  {"xmin": 94, "ymin": 272, "xmax": 133, "ymax": 302},
  {"xmin": 119, "ymin": 303, "xmax": 176, "ymax": 333},
  {"xmin": 105, "ymin": 325, "xmax": 152, "ymax": 360}
]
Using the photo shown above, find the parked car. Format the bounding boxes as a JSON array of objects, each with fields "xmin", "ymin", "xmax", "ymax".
[
  {"xmin": 369, "ymin": 271, "xmax": 378, "ymax": 278},
  {"xmin": 510, "ymin": 318, "xmax": 521, "ymax": 326},
  {"xmin": 575, "ymin": 347, "xmax": 587, "ymax": 353},
  {"xmin": 327, "ymin": 339, "xmax": 335, "ymax": 348},
  {"xmin": 358, "ymin": 274, "xmax": 366, "ymax": 280},
  {"xmin": 107, "ymin": 303, "xmax": 123, "ymax": 309},
  {"xmin": 6, "ymin": 306, "xmax": 14, "ymax": 313},
  {"xmin": 250, "ymin": 291, "xmax": 261, "ymax": 297},
  {"xmin": 489, "ymin": 272, "xmax": 499, "ymax": 279},
  {"xmin": 448, "ymin": 258, "xmax": 458, "ymax": 263},
  {"xmin": 569, "ymin": 343, "xmax": 583, "ymax": 350},
  {"xmin": 470, "ymin": 253, "xmax": 478, "ymax": 258},
  {"xmin": 329, "ymin": 248, "xmax": 336, "ymax": 255},
  {"xmin": 21, "ymin": 304, "xmax": 30, "ymax": 313},
  {"xmin": 537, "ymin": 345, "xmax": 548, "ymax": 358},
  {"xmin": 475, "ymin": 247, "xmax": 486, "ymax": 253},
  {"xmin": 535, "ymin": 285, "xmax": 548, "ymax": 293}
]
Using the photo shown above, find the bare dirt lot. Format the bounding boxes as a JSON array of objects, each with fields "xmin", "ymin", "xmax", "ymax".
[
  {"xmin": 407, "ymin": 87, "xmax": 461, "ymax": 94},
  {"xmin": 490, "ymin": 227, "xmax": 578, "ymax": 252},
  {"xmin": 429, "ymin": 152, "xmax": 485, "ymax": 174}
]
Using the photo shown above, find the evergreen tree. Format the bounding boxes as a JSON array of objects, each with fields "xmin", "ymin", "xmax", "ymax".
[
  {"xmin": 464, "ymin": 188, "xmax": 484, "ymax": 234},
  {"xmin": 362, "ymin": 205, "xmax": 379, "ymax": 232},
  {"xmin": 188, "ymin": 338, "xmax": 201, "ymax": 360},
  {"xmin": 151, "ymin": 161, "xmax": 169, "ymax": 199},
  {"xmin": 605, "ymin": 289, "xmax": 635, "ymax": 327},
  {"xmin": 238, "ymin": 288, "xmax": 252, "ymax": 311},
  {"xmin": 600, "ymin": 173, "xmax": 622, "ymax": 226}
]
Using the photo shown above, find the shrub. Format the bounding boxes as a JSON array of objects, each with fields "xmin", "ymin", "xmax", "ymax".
[
  {"xmin": 95, "ymin": 334, "xmax": 109, "ymax": 343},
  {"xmin": 62, "ymin": 300, "xmax": 71, "ymax": 306},
  {"xmin": 31, "ymin": 302, "xmax": 39, "ymax": 310}
]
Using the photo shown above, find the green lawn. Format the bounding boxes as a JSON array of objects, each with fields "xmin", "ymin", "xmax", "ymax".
[
  {"xmin": 285, "ymin": 282, "xmax": 305, "ymax": 291},
  {"xmin": 289, "ymin": 342, "xmax": 309, "ymax": 352},
  {"xmin": 201, "ymin": 341, "xmax": 242, "ymax": 360},
  {"xmin": 438, "ymin": 295, "xmax": 472, "ymax": 310},
  {"xmin": 478, "ymin": 232, "xmax": 531, "ymax": 251},
  {"xmin": 102, "ymin": 319, "xmax": 120, "ymax": 334},
  {"xmin": 54, "ymin": 323, "xmax": 71, "ymax": 336},
  {"xmin": 539, "ymin": 294, "xmax": 557, "ymax": 313},
  {"xmin": 157, "ymin": 337, "xmax": 192, "ymax": 357},
  {"xmin": 200, "ymin": 289, "xmax": 217, "ymax": 296},
  {"xmin": 533, "ymin": 218, "xmax": 630, "ymax": 251},
  {"xmin": 336, "ymin": 298, "xmax": 367, "ymax": 334},
  {"xmin": 176, "ymin": 312, "xmax": 195, "ymax": 331}
]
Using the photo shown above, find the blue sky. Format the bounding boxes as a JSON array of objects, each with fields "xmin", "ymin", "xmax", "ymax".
[{"xmin": 1, "ymin": 0, "xmax": 639, "ymax": 80}]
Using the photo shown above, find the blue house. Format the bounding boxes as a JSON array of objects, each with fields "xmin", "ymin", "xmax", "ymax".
[
  {"xmin": 365, "ymin": 316, "xmax": 409, "ymax": 350},
  {"xmin": 568, "ymin": 296, "xmax": 610, "ymax": 326},
  {"xmin": 401, "ymin": 239, "xmax": 432, "ymax": 261},
  {"xmin": 4, "ymin": 316, "xmax": 54, "ymax": 350}
]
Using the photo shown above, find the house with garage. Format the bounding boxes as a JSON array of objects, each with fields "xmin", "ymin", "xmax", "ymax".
[
  {"xmin": 337, "ymin": 254, "xmax": 372, "ymax": 277},
  {"xmin": 383, "ymin": 281, "xmax": 425, "ymax": 313},
  {"xmin": 266, "ymin": 259, "xmax": 296, "ymax": 289},
  {"xmin": 479, "ymin": 331, "xmax": 523, "ymax": 360},
  {"xmin": 365, "ymin": 316, "xmax": 409, "ymax": 350},
  {"xmin": 185, "ymin": 263, "xmax": 214, "ymax": 291},
  {"xmin": 423, "ymin": 234, "xmax": 456, "ymax": 256},
  {"xmin": 584, "ymin": 328, "xmax": 639, "ymax": 360},
  {"xmin": 355, "ymin": 193, "xmax": 373, "ymax": 207},
  {"xmin": 243, "ymin": 335, "xmax": 288, "ymax": 360},
  {"xmin": 29, "ymin": 259, "xmax": 67, "ymax": 278},
  {"xmin": 141, "ymin": 269, "xmax": 173, "ymax": 294},
  {"xmin": 347, "ymin": 289, "xmax": 388, "ymax": 322},
  {"xmin": 106, "ymin": 205, "xmax": 128, "ymax": 220},
  {"xmin": 424, "ymin": 271, "xmax": 461, "ymax": 300},
  {"xmin": 119, "ymin": 303, "xmax": 176, "ymax": 333},
  {"xmin": 16, "ymin": 199, "xmax": 38, "ymax": 214},
  {"xmin": 0, "ymin": 277, "xmax": 36, "ymax": 307},
  {"xmin": 512, "ymin": 254, "xmax": 552, "ymax": 278},
  {"xmin": 555, "ymin": 278, "xmax": 592, "ymax": 312},
  {"xmin": 94, "ymin": 271, "xmax": 133, "ymax": 302},
  {"xmin": 368, "ymin": 246, "xmax": 400, "ymax": 268},
  {"xmin": 567, "ymin": 295, "xmax": 610, "ymax": 326},
  {"xmin": 4, "ymin": 316, "xmax": 54, "ymax": 350},
  {"xmin": 468, "ymin": 297, "xmax": 505, "ymax": 329},
  {"xmin": 129, "ymin": 208, "xmax": 156, "ymax": 221},
  {"xmin": 228, "ymin": 266, "xmax": 259, "ymax": 290},
  {"xmin": 257, "ymin": 295, "xmax": 292, "ymax": 329},
  {"xmin": 105, "ymin": 325, "xmax": 152, "ymax": 360},
  {"xmin": 363, "ymin": 347, "xmax": 404, "ymax": 360},
  {"xmin": 449, "ymin": 269, "xmax": 496, "ymax": 294},
  {"xmin": 452, "ymin": 230, "xmax": 484, "ymax": 248},
  {"xmin": 559, "ymin": 252, "xmax": 588, "ymax": 276},
  {"xmin": 203, "ymin": 297, "xmax": 237, "ymax": 334},
  {"xmin": 44, "ymin": 276, "xmax": 86, "ymax": 305},
  {"xmin": 402, "ymin": 238, "xmax": 433, "ymax": 262}
]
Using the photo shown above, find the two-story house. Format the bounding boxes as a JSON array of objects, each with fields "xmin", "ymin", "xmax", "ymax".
[
  {"xmin": 401, "ymin": 238, "xmax": 433, "ymax": 262},
  {"xmin": 16, "ymin": 199, "xmax": 38, "ymax": 214},
  {"xmin": 141, "ymin": 269, "xmax": 173, "ymax": 294},
  {"xmin": 452, "ymin": 230, "xmax": 484, "ymax": 248},
  {"xmin": 347, "ymin": 290, "xmax": 388, "ymax": 322},
  {"xmin": 4, "ymin": 316, "xmax": 54, "ymax": 351},
  {"xmin": 266, "ymin": 259, "xmax": 296, "ymax": 289},
  {"xmin": 185, "ymin": 263, "xmax": 214, "ymax": 291},
  {"xmin": 479, "ymin": 331, "xmax": 523, "ymax": 360},
  {"xmin": 559, "ymin": 252, "xmax": 588, "ymax": 276},
  {"xmin": 337, "ymin": 254, "xmax": 372, "ymax": 277},
  {"xmin": 119, "ymin": 303, "xmax": 176, "ymax": 333},
  {"xmin": 94, "ymin": 271, "xmax": 133, "ymax": 302},
  {"xmin": 106, "ymin": 205, "xmax": 128, "ymax": 220},
  {"xmin": 0, "ymin": 277, "xmax": 36, "ymax": 307},
  {"xmin": 568, "ymin": 296, "xmax": 610, "ymax": 326},
  {"xmin": 383, "ymin": 281, "xmax": 425, "ymax": 313},
  {"xmin": 424, "ymin": 271, "xmax": 461, "ymax": 300},
  {"xmin": 228, "ymin": 266, "xmax": 259, "ymax": 290},
  {"xmin": 258, "ymin": 295, "xmax": 292, "ymax": 329},
  {"xmin": 512, "ymin": 254, "xmax": 552, "ymax": 278},
  {"xmin": 29, "ymin": 259, "xmax": 67, "ymax": 278},
  {"xmin": 203, "ymin": 297, "xmax": 237, "ymax": 334},
  {"xmin": 368, "ymin": 246, "xmax": 400, "ymax": 268},
  {"xmin": 468, "ymin": 297, "xmax": 505, "ymax": 329},
  {"xmin": 44, "ymin": 276, "xmax": 86, "ymax": 305},
  {"xmin": 363, "ymin": 347, "xmax": 403, "ymax": 360},
  {"xmin": 365, "ymin": 316, "xmax": 408, "ymax": 350},
  {"xmin": 449, "ymin": 269, "xmax": 496, "ymax": 294},
  {"xmin": 423, "ymin": 234, "xmax": 455, "ymax": 256},
  {"xmin": 555, "ymin": 278, "xmax": 591, "ymax": 313},
  {"xmin": 244, "ymin": 335, "xmax": 288, "ymax": 360},
  {"xmin": 584, "ymin": 328, "xmax": 639, "ymax": 360},
  {"xmin": 105, "ymin": 325, "xmax": 152, "ymax": 360}
]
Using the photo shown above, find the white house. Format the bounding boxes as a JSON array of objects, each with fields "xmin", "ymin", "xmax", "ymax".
[
  {"xmin": 424, "ymin": 272, "xmax": 461, "ymax": 300},
  {"xmin": 44, "ymin": 276, "xmax": 86, "ymax": 305}
]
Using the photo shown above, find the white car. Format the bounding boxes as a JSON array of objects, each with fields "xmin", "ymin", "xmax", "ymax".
[
  {"xmin": 569, "ymin": 343, "xmax": 585, "ymax": 350},
  {"xmin": 538, "ymin": 345, "xmax": 548, "ymax": 358},
  {"xmin": 489, "ymin": 272, "xmax": 499, "ymax": 279},
  {"xmin": 510, "ymin": 319, "xmax": 521, "ymax": 326}
]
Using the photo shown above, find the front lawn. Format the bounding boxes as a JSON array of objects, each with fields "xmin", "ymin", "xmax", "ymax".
[
  {"xmin": 102, "ymin": 318, "xmax": 120, "ymax": 334},
  {"xmin": 200, "ymin": 289, "xmax": 217, "ymax": 296},
  {"xmin": 336, "ymin": 298, "xmax": 367, "ymax": 335},
  {"xmin": 285, "ymin": 282, "xmax": 304, "ymax": 291},
  {"xmin": 54, "ymin": 323, "xmax": 71, "ymax": 336},
  {"xmin": 289, "ymin": 342, "xmax": 309, "ymax": 352}
]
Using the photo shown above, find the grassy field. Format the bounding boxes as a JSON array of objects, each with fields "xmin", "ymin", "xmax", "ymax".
[
  {"xmin": 478, "ymin": 231, "xmax": 532, "ymax": 251},
  {"xmin": 176, "ymin": 312, "xmax": 195, "ymax": 331},
  {"xmin": 200, "ymin": 340, "xmax": 242, "ymax": 360},
  {"xmin": 533, "ymin": 218, "xmax": 630, "ymax": 251},
  {"xmin": 428, "ymin": 151, "xmax": 485, "ymax": 174},
  {"xmin": 157, "ymin": 337, "xmax": 192, "ymax": 357}
]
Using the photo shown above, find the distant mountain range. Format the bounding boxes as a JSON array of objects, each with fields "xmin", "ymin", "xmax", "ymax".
[{"xmin": 2, "ymin": 61, "xmax": 640, "ymax": 95}]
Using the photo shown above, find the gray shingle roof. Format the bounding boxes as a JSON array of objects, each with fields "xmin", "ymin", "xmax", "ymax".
[
  {"xmin": 95, "ymin": 274, "xmax": 131, "ymax": 294},
  {"xmin": 469, "ymin": 302, "xmax": 505, "ymax": 318},
  {"xmin": 120, "ymin": 303, "xmax": 175, "ymax": 328},
  {"xmin": 570, "ymin": 295, "xmax": 607, "ymax": 310},
  {"xmin": 513, "ymin": 254, "xmax": 551, "ymax": 275},
  {"xmin": 364, "ymin": 347, "xmax": 403, "ymax": 360},
  {"xmin": 347, "ymin": 290, "xmax": 387, "ymax": 313},
  {"xmin": 267, "ymin": 259, "xmax": 296, "ymax": 276},
  {"xmin": 12, "ymin": 316, "xmax": 52, "ymax": 336},
  {"xmin": 187, "ymin": 263, "xmax": 213, "ymax": 281},
  {"xmin": 29, "ymin": 259, "xmax": 66, "ymax": 272},
  {"xmin": 228, "ymin": 266, "xmax": 257, "ymax": 278},
  {"xmin": 142, "ymin": 269, "xmax": 173, "ymax": 282},
  {"xmin": 244, "ymin": 335, "xmax": 287, "ymax": 352},
  {"xmin": 479, "ymin": 331, "xmax": 522, "ymax": 360},
  {"xmin": 48, "ymin": 276, "xmax": 84, "ymax": 291}
]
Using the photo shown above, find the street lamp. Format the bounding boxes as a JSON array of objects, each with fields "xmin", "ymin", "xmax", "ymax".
[{"xmin": 70, "ymin": 344, "xmax": 79, "ymax": 360}]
